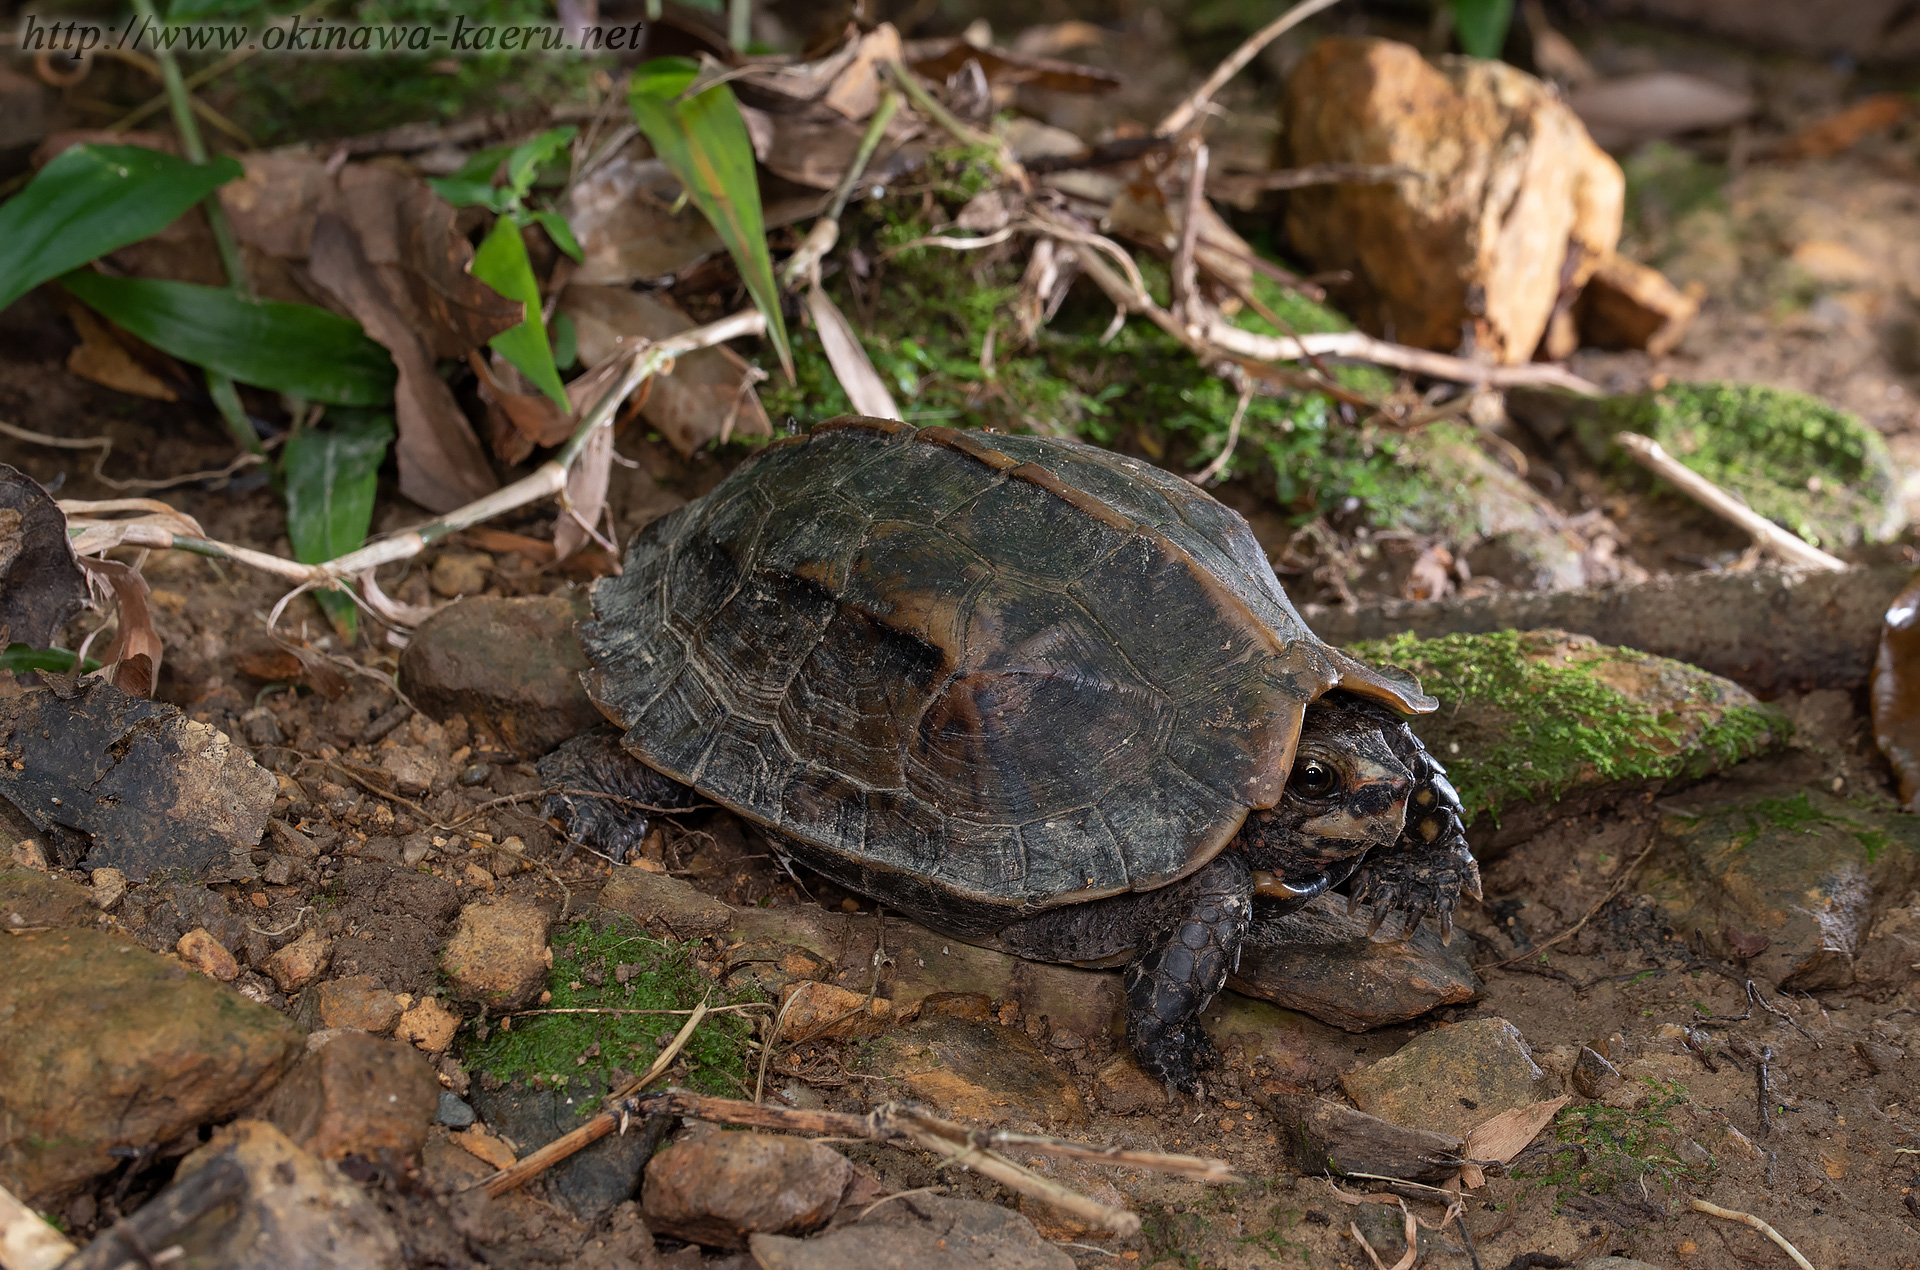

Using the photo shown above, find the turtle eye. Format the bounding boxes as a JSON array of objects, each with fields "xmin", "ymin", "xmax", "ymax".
[{"xmin": 1291, "ymin": 758, "xmax": 1339, "ymax": 799}]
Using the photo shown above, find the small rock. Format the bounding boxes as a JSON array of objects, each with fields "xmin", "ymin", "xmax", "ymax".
[
  {"xmin": 307, "ymin": 973, "xmax": 404, "ymax": 1034},
  {"xmin": 261, "ymin": 1032, "xmax": 440, "ymax": 1165},
  {"xmin": 399, "ymin": 594, "xmax": 602, "ymax": 757},
  {"xmin": 1341, "ymin": 1017, "xmax": 1552, "ymax": 1140},
  {"xmin": 866, "ymin": 1015, "xmax": 1086, "ymax": 1126},
  {"xmin": 449, "ymin": 1126, "xmax": 518, "ymax": 1170},
  {"xmin": 1230, "ymin": 899, "xmax": 1480, "ymax": 1031},
  {"xmin": 429, "ymin": 551, "xmax": 492, "ymax": 598},
  {"xmin": 1284, "ymin": 36, "xmax": 1621, "ymax": 364},
  {"xmin": 166, "ymin": 1120, "xmax": 403, "ymax": 1269},
  {"xmin": 378, "ymin": 746, "xmax": 442, "ymax": 798},
  {"xmin": 471, "ymin": 1077, "xmax": 659, "ymax": 1223},
  {"xmin": 641, "ymin": 1132, "xmax": 852, "ymax": 1250},
  {"xmin": 436, "ymin": 1091, "xmax": 475, "ymax": 1128},
  {"xmin": 9, "ymin": 839, "xmax": 47, "ymax": 871},
  {"xmin": 0, "ymin": 681, "xmax": 276, "ymax": 880},
  {"xmin": 1, "ymin": 866, "xmax": 95, "ymax": 929},
  {"xmin": 1259, "ymin": 1092, "xmax": 1466, "ymax": 1185},
  {"xmin": 395, "ymin": 995, "xmax": 462, "ymax": 1053},
  {"xmin": 89, "ymin": 866, "xmax": 126, "ymax": 910},
  {"xmin": 1723, "ymin": 1125, "xmax": 1764, "ymax": 1161},
  {"xmin": 0, "ymin": 927, "xmax": 303, "ymax": 1201},
  {"xmin": 178, "ymin": 927, "xmax": 240, "ymax": 981},
  {"xmin": 600, "ymin": 866, "xmax": 736, "ymax": 940},
  {"xmin": 1093, "ymin": 1053, "xmax": 1166, "ymax": 1115},
  {"xmin": 778, "ymin": 980, "xmax": 891, "ymax": 1040},
  {"xmin": 266, "ymin": 928, "xmax": 332, "ymax": 993},
  {"xmin": 1572, "ymin": 1046, "xmax": 1623, "ymax": 1100},
  {"xmin": 440, "ymin": 899, "xmax": 552, "ymax": 1011},
  {"xmin": 1576, "ymin": 250, "xmax": 1699, "ymax": 357},
  {"xmin": 749, "ymin": 1192, "xmax": 1072, "ymax": 1270}
]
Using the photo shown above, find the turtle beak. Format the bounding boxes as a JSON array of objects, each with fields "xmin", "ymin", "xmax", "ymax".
[{"xmin": 1299, "ymin": 750, "xmax": 1409, "ymax": 846}]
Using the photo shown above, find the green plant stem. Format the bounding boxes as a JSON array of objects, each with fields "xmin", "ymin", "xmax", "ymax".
[
  {"xmin": 127, "ymin": 0, "xmax": 263, "ymax": 456},
  {"xmin": 728, "ymin": 0, "xmax": 751, "ymax": 52}
]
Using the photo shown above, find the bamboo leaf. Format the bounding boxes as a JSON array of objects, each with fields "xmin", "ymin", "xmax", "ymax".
[
  {"xmin": 283, "ymin": 411, "xmax": 394, "ymax": 635},
  {"xmin": 470, "ymin": 216, "xmax": 569, "ymax": 410},
  {"xmin": 630, "ymin": 57, "xmax": 792, "ymax": 379},
  {"xmin": 0, "ymin": 144, "xmax": 242, "ymax": 310},
  {"xmin": 59, "ymin": 272, "xmax": 396, "ymax": 406},
  {"xmin": 1452, "ymin": 0, "xmax": 1515, "ymax": 58}
]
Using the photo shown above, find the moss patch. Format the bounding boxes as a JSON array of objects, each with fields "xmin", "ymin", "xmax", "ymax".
[
  {"xmin": 1518, "ymin": 1079, "xmax": 1712, "ymax": 1207},
  {"xmin": 1576, "ymin": 381, "xmax": 1902, "ymax": 549},
  {"xmin": 1348, "ymin": 630, "xmax": 1786, "ymax": 823},
  {"xmin": 462, "ymin": 915, "xmax": 758, "ymax": 1099}
]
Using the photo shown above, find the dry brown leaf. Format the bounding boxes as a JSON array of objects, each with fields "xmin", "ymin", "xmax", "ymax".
[
  {"xmin": 470, "ymin": 350, "xmax": 573, "ymax": 467},
  {"xmin": 1778, "ymin": 93, "xmax": 1915, "ymax": 161},
  {"xmin": 902, "ymin": 37, "xmax": 1123, "ymax": 95},
  {"xmin": 560, "ymin": 284, "xmax": 770, "ymax": 453},
  {"xmin": 821, "ymin": 24, "xmax": 902, "ymax": 119},
  {"xmin": 308, "ymin": 214, "xmax": 496, "ymax": 513},
  {"xmin": 1402, "ymin": 544, "xmax": 1453, "ymax": 603},
  {"xmin": 79, "ymin": 557, "xmax": 161, "ymax": 698},
  {"xmin": 60, "ymin": 299, "xmax": 181, "ymax": 401},
  {"xmin": 554, "ymin": 424, "xmax": 615, "ymax": 563},
  {"xmin": 0, "ymin": 466, "xmax": 90, "ymax": 651},
  {"xmin": 1458, "ymin": 1095, "xmax": 1569, "ymax": 1187},
  {"xmin": 1567, "ymin": 72, "xmax": 1754, "ymax": 149},
  {"xmin": 806, "ymin": 282, "xmax": 899, "ymax": 421}
]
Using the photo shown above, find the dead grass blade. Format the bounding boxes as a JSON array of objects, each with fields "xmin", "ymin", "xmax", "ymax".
[
  {"xmin": 78, "ymin": 557, "xmax": 161, "ymax": 697},
  {"xmin": 805, "ymin": 282, "xmax": 900, "ymax": 420}
]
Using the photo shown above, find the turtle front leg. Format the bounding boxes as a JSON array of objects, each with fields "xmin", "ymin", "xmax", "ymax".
[
  {"xmin": 1120, "ymin": 854, "xmax": 1253, "ymax": 1093},
  {"xmin": 537, "ymin": 731, "xmax": 701, "ymax": 861},
  {"xmin": 1348, "ymin": 750, "xmax": 1481, "ymax": 941}
]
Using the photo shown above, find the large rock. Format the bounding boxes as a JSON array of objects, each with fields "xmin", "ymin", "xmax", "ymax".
[
  {"xmin": 1648, "ymin": 788, "xmax": 1920, "ymax": 991},
  {"xmin": 399, "ymin": 593, "xmax": 602, "ymax": 756},
  {"xmin": 1344, "ymin": 629, "xmax": 1784, "ymax": 847},
  {"xmin": 1283, "ymin": 37, "xmax": 1622, "ymax": 364},
  {"xmin": 0, "ymin": 681, "xmax": 275, "ymax": 880},
  {"xmin": 1306, "ymin": 564, "xmax": 1911, "ymax": 699},
  {"xmin": 261, "ymin": 1031, "xmax": 440, "ymax": 1166},
  {"xmin": 0, "ymin": 867, "xmax": 96, "ymax": 930},
  {"xmin": 749, "ymin": 1192, "xmax": 1073, "ymax": 1270},
  {"xmin": 1341, "ymin": 1017, "xmax": 1552, "ymax": 1139},
  {"xmin": 1231, "ymin": 900, "xmax": 1480, "ymax": 1032},
  {"xmin": 864, "ymin": 1015, "xmax": 1087, "ymax": 1126},
  {"xmin": 641, "ymin": 1132, "xmax": 852, "ymax": 1249},
  {"xmin": 0, "ymin": 927, "xmax": 304, "ymax": 1201},
  {"xmin": 166, "ymin": 1120, "xmax": 403, "ymax": 1269}
]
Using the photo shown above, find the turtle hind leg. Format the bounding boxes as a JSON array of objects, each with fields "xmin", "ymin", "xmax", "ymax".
[
  {"xmin": 537, "ymin": 730, "xmax": 700, "ymax": 861},
  {"xmin": 1120, "ymin": 854, "xmax": 1253, "ymax": 1094}
]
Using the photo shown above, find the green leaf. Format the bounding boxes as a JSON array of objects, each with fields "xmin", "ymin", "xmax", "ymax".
[
  {"xmin": 0, "ymin": 644, "xmax": 100, "ymax": 676},
  {"xmin": 60, "ymin": 272, "xmax": 396, "ymax": 406},
  {"xmin": 425, "ymin": 176, "xmax": 513, "ymax": 212},
  {"xmin": 531, "ymin": 209, "xmax": 584, "ymax": 263},
  {"xmin": 0, "ymin": 144, "xmax": 242, "ymax": 311},
  {"xmin": 629, "ymin": 57, "xmax": 792, "ymax": 378},
  {"xmin": 1452, "ymin": 0, "xmax": 1515, "ymax": 58},
  {"xmin": 503, "ymin": 127, "xmax": 577, "ymax": 203},
  {"xmin": 283, "ymin": 411, "xmax": 394, "ymax": 636},
  {"xmin": 550, "ymin": 311, "xmax": 579, "ymax": 371},
  {"xmin": 471, "ymin": 216, "xmax": 569, "ymax": 409}
]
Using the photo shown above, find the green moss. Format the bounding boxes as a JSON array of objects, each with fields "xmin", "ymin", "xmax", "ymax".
[
  {"xmin": 1348, "ymin": 630, "xmax": 1786, "ymax": 822},
  {"xmin": 1579, "ymin": 381, "xmax": 1902, "ymax": 549},
  {"xmin": 462, "ymin": 915, "xmax": 758, "ymax": 1100},
  {"xmin": 761, "ymin": 202, "xmax": 1436, "ymax": 528},
  {"xmin": 1519, "ymin": 1079, "xmax": 1712, "ymax": 1206}
]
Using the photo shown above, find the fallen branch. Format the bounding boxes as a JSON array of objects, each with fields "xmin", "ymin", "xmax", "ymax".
[
  {"xmin": 1688, "ymin": 1198, "xmax": 1816, "ymax": 1270},
  {"xmin": 1205, "ymin": 322, "xmax": 1602, "ymax": 393},
  {"xmin": 1615, "ymin": 432, "xmax": 1846, "ymax": 571},
  {"xmin": 58, "ymin": 309, "xmax": 765, "ymax": 592},
  {"xmin": 1158, "ymin": 0, "xmax": 1349, "ymax": 136},
  {"xmin": 0, "ymin": 1179, "xmax": 75, "ymax": 1270}
]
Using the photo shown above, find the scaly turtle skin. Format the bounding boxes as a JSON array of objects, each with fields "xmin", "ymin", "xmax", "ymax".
[{"xmin": 543, "ymin": 419, "xmax": 1478, "ymax": 1090}]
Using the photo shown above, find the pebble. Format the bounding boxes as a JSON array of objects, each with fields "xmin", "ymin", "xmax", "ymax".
[
  {"xmin": 641, "ymin": 1132, "xmax": 853, "ymax": 1249},
  {"xmin": 1572, "ymin": 1045, "xmax": 1624, "ymax": 1100},
  {"xmin": 178, "ymin": 927, "xmax": 241, "ymax": 981},
  {"xmin": 429, "ymin": 551, "xmax": 493, "ymax": 598},
  {"xmin": 395, "ymin": 995, "xmax": 462, "ymax": 1053},
  {"xmin": 265, "ymin": 928, "xmax": 332, "ymax": 993},
  {"xmin": 309, "ymin": 973, "xmax": 404, "ymax": 1034},
  {"xmin": 261, "ymin": 1031, "xmax": 441, "ymax": 1165},
  {"xmin": 435, "ymin": 1091, "xmax": 476, "ymax": 1128},
  {"xmin": 749, "ymin": 1191, "xmax": 1072, "ymax": 1270},
  {"xmin": 440, "ymin": 899, "xmax": 552, "ymax": 1011},
  {"xmin": 1231, "ymin": 899, "xmax": 1480, "ymax": 1031},
  {"xmin": 89, "ymin": 866, "xmax": 126, "ymax": 910},
  {"xmin": 0, "ymin": 927, "xmax": 302, "ymax": 1200},
  {"xmin": 777, "ymin": 980, "xmax": 891, "ymax": 1040},
  {"xmin": 600, "ymin": 866, "xmax": 736, "ymax": 940},
  {"xmin": 1341, "ymin": 1017, "xmax": 1552, "ymax": 1139},
  {"xmin": 378, "ymin": 746, "xmax": 443, "ymax": 798},
  {"xmin": 458, "ymin": 763, "xmax": 493, "ymax": 787}
]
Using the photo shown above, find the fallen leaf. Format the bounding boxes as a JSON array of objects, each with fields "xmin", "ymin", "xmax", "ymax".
[
  {"xmin": 79, "ymin": 557, "xmax": 161, "ymax": 698},
  {"xmin": 307, "ymin": 214, "xmax": 496, "ymax": 513},
  {"xmin": 1778, "ymin": 93, "xmax": 1914, "ymax": 161},
  {"xmin": 1722, "ymin": 925, "xmax": 1772, "ymax": 960},
  {"xmin": 1459, "ymin": 1096, "xmax": 1570, "ymax": 1187},
  {"xmin": 554, "ymin": 423, "xmax": 615, "ymax": 563},
  {"xmin": 0, "ymin": 465, "xmax": 89, "ymax": 650},
  {"xmin": 1105, "ymin": 148, "xmax": 1254, "ymax": 296},
  {"xmin": 1567, "ymin": 72, "xmax": 1754, "ymax": 150},
  {"xmin": 560, "ymin": 284, "xmax": 770, "ymax": 453},
  {"xmin": 470, "ymin": 350, "xmax": 573, "ymax": 467},
  {"xmin": 902, "ymin": 36, "xmax": 1122, "ymax": 95},
  {"xmin": 805, "ymin": 281, "xmax": 900, "ymax": 420},
  {"xmin": 60, "ymin": 297, "xmax": 182, "ymax": 401},
  {"xmin": 1402, "ymin": 544, "xmax": 1454, "ymax": 603}
]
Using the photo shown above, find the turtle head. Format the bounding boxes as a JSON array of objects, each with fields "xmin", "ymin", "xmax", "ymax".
[{"xmin": 1240, "ymin": 695, "xmax": 1415, "ymax": 910}]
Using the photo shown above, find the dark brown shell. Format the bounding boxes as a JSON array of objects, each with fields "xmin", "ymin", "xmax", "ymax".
[{"xmin": 582, "ymin": 419, "xmax": 1434, "ymax": 912}]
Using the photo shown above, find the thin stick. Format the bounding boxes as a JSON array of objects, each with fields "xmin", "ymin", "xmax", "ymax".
[
  {"xmin": 1688, "ymin": 1199, "xmax": 1817, "ymax": 1270},
  {"xmin": 1205, "ymin": 321, "xmax": 1602, "ymax": 393},
  {"xmin": 108, "ymin": 44, "xmax": 260, "ymax": 133},
  {"xmin": 1190, "ymin": 376, "xmax": 1252, "ymax": 485},
  {"xmin": 780, "ymin": 89, "xmax": 902, "ymax": 289},
  {"xmin": 1159, "ymin": 0, "xmax": 1349, "ymax": 136},
  {"xmin": 1615, "ymin": 432, "xmax": 1846, "ymax": 571},
  {"xmin": 1476, "ymin": 837, "xmax": 1659, "ymax": 971},
  {"xmin": 0, "ymin": 1179, "xmax": 75, "ymax": 1270},
  {"xmin": 1170, "ymin": 139, "xmax": 1208, "ymax": 331},
  {"xmin": 0, "ymin": 420, "xmax": 264, "ymax": 492},
  {"xmin": 478, "ymin": 1001, "xmax": 709, "ymax": 1198}
]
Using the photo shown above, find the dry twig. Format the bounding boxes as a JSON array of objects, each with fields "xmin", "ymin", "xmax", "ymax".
[
  {"xmin": 1158, "ymin": 0, "xmax": 1350, "ymax": 136},
  {"xmin": 1688, "ymin": 1198, "xmax": 1817, "ymax": 1270},
  {"xmin": 1615, "ymin": 432, "xmax": 1846, "ymax": 571}
]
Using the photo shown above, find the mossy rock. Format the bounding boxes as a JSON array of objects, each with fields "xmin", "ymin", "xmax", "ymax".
[
  {"xmin": 1516, "ymin": 381, "xmax": 1903, "ymax": 550},
  {"xmin": 1351, "ymin": 629, "xmax": 1787, "ymax": 832}
]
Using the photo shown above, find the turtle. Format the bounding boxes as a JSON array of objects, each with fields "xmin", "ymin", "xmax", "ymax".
[{"xmin": 540, "ymin": 417, "xmax": 1479, "ymax": 1090}]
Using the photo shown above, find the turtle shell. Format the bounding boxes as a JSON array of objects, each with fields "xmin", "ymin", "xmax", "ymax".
[{"xmin": 581, "ymin": 418, "xmax": 1435, "ymax": 914}]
